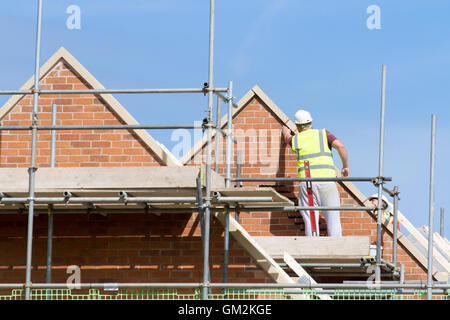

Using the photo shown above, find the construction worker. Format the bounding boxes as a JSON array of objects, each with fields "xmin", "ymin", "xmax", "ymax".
[
  {"xmin": 366, "ymin": 194, "xmax": 400, "ymax": 231},
  {"xmin": 281, "ymin": 109, "xmax": 349, "ymax": 237}
]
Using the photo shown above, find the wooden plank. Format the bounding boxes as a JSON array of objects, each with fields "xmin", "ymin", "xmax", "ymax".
[
  {"xmin": 254, "ymin": 236, "xmax": 370, "ymax": 262},
  {"xmin": 404, "ymin": 225, "xmax": 450, "ymax": 273},
  {"xmin": 417, "ymin": 226, "xmax": 450, "ymax": 268},
  {"xmin": 0, "ymin": 167, "xmax": 225, "ymax": 191},
  {"xmin": 424, "ymin": 228, "xmax": 450, "ymax": 257},
  {"xmin": 433, "ymin": 232, "xmax": 450, "ymax": 255},
  {"xmin": 283, "ymin": 253, "xmax": 332, "ymax": 300}
]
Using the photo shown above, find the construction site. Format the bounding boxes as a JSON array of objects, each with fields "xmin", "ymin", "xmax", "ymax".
[{"xmin": 0, "ymin": 0, "xmax": 448, "ymax": 302}]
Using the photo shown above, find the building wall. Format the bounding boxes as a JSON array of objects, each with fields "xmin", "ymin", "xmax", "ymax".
[
  {"xmin": 0, "ymin": 63, "xmax": 428, "ymax": 289},
  {"xmin": 0, "ymin": 60, "xmax": 163, "ymax": 168},
  {"xmin": 0, "ymin": 213, "xmax": 261, "ymax": 286}
]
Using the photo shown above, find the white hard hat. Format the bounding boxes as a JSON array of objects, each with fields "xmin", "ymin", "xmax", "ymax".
[
  {"xmin": 294, "ymin": 110, "xmax": 312, "ymax": 125},
  {"xmin": 367, "ymin": 194, "xmax": 391, "ymax": 211}
]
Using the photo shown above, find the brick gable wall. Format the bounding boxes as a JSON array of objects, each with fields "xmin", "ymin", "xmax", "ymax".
[{"xmin": 0, "ymin": 60, "xmax": 163, "ymax": 168}]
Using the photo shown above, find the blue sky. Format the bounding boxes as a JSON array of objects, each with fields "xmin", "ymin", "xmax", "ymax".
[{"xmin": 0, "ymin": 0, "xmax": 449, "ymax": 237}]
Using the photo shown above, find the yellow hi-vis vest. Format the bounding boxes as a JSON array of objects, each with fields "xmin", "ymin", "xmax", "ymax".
[{"xmin": 291, "ymin": 128, "xmax": 336, "ymax": 178}]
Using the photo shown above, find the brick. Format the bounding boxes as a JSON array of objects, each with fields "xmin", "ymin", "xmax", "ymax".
[
  {"xmin": 45, "ymin": 77, "xmax": 66, "ymax": 84},
  {"xmin": 89, "ymin": 155, "xmax": 109, "ymax": 162}
]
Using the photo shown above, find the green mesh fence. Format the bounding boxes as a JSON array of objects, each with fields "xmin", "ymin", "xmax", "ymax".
[
  {"xmin": 0, "ymin": 288, "xmax": 448, "ymax": 300},
  {"xmin": 208, "ymin": 289, "xmax": 298, "ymax": 300},
  {"xmin": 331, "ymin": 289, "xmax": 449, "ymax": 300},
  {"xmin": 0, "ymin": 288, "xmax": 201, "ymax": 300}
]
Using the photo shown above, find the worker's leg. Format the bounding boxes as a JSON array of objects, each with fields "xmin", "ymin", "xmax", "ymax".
[
  {"xmin": 316, "ymin": 181, "xmax": 342, "ymax": 237},
  {"xmin": 298, "ymin": 182, "xmax": 321, "ymax": 236}
]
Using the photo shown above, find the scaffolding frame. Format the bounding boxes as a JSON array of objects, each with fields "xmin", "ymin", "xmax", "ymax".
[{"xmin": 0, "ymin": 0, "xmax": 442, "ymax": 300}]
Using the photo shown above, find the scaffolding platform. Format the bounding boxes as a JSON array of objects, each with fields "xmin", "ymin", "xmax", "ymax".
[
  {"xmin": 0, "ymin": 167, "xmax": 293, "ymax": 211},
  {"xmin": 253, "ymin": 236, "xmax": 371, "ymax": 263},
  {"xmin": 253, "ymin": 236, "xmax": 396, "ymax": 279}
]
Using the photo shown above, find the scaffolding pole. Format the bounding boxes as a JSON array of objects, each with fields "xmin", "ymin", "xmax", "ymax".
[
  {"xmin": 214, "ymin": 96, "xmax": 221, "ymax": 172},
  {"xmin": 24, "ymin": 0, "xmax": 43, "ymax": 301},
  {"xmin": 427, "ymin": 114, "xmax": 436, "ymax": 300},
  {"xmin": 0, "ymin": 88, "xmax": 228, "ymax": 95},
  {"xmin": 201, "ymin": 0, "xmax": 215, "ymax": 301},
  {"xmin": 232, "ymin": 177, "xmax": 392, "ymax": 182},
  {"xmin": 0, "ymin": 281, "xmax": 448, "ymax": 290},
  {"xmin": 0, "ymin": 124, "xmax": 204, "ymax": 131},
  {"xmin": 45, "ymin": 103, "xmax": 57, "ymax": 286},
  {"xmin": 225, "ymin": 81, "xmax": 233, "ymax": 188},
  {"xmin": 0, "ymin": 196, "xmax": 273, "ymax": 205},
  {"xmin": 375, "ymin": 64, "xmax": 387, "ymax": 284},
  {"xmin": 392, "ymin": 186, "xmax": 399, "ymax": 267}
]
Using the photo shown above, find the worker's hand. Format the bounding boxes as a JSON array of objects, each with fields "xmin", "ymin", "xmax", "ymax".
[
  {"xmin": 281, "ymin": 125, "xmax": 292, "ymax": 144},
  {"xmin": 341, "ymin": 167, "xmax": 349, "ymax": 177},
  {"xmin": 281, "ymin": 125, "xmax": 291, "ymax": 137}
]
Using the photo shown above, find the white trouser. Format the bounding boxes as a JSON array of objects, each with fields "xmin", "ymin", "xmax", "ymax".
[{"xmin": 298, "ymin": 181, "xmax": 342, "ymax": 237}]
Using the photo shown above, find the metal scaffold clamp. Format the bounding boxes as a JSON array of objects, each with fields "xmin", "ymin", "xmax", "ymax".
[
  {"xmin": 202, "ymin": 82, "xmax": 209, "ymax": 96},
  {"xmin": 27, "ymin": 167, "xmax": 38, "ymax": 175},
  {"xmin": 201, "ymin": 117, "xmax": 215, "ymax": 133},
  {"xmin": 119, "ymin": 191, "xmax": 128, "ymax": 204},
  {"xmin": 371, "ymin": 176, "xmax": 387, "ymax": 187},
  {"xmin": 63, "ymin": 191, "xmax": 72, "ymax": 204}
]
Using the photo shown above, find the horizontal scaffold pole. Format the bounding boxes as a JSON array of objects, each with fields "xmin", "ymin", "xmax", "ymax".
[
  {"xmin": 213, "ymin": 91, "xmax": 239, "ymax": 109},
  {"xmin": 0, "ymin": 196, "xmax": 273, "ymax": 204},
  {"xmin": 0, "ymin": 87, "xmax": 229, "ymax": 95},
  {"xmin": 0, "ymin": 282, "xmax": 448, "ymax": 290},
  {"xmin": 0, "ymin": 124, "xmax": 203, "ymax": 131},
  {"xmin": 232, "ymin": 206, "xmax": 376, "ymax": 212},
  {"xmin": 232, "ymin": 177, "xmax": 392, "ymax": 182}
]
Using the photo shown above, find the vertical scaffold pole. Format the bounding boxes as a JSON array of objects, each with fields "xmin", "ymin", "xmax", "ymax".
[
  {"xmin": 214, "ymin": 96, "xmax": 221, "ymax": 172},
  {"xmin": 440, "ymin": 207, "xmax": 444, "ymax": 237},
  {"xmin": 235, "ymin": 150, "xmax": 242, "ymax": 222},
  {"xmin": 223, "ymin": 207, "xmax": 229, "ymax": 283},
  {"xmin": 375, "ymin": 64, "xmax": 387, "ymax": 283},
  {"xmin": 25, "ymin": 0, "xmax": 43, "ymax": 300},
  {"xmin": 46, "ymin": 104, "xmax": 56, "ymax": 286},
  {"xmin": 202, "ymin": 0, "xmax": 215, "ymax": 300},
  {"xmin": 392, "ymin": 186, "xmax": 399, "ymax": 267},
  {"xmin": 427, "ymin": 114, "xmax": 436, "ymax": 300},
  {"xmin": 225, "ymin": 81, "xmax": 233, "ymax": 188}
]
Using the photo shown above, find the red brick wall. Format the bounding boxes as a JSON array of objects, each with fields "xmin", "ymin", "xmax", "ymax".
[
  {"xmin": 0, "ymin": 60, "xmax": 163, "ymax": 168},
  {"xmin": 0, "ymin": 213, "xmax": 266, "ymax": 287}
]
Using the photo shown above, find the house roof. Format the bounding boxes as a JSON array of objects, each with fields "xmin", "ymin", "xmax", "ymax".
[{"xmin": 0, "ymin": 46, "xmax": 181, "ymax": 167}]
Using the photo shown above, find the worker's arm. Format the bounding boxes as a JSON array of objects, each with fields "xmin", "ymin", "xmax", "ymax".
[
  {"xmin": 331, "ymin": 139, "xmax": 349, "ymax": 177},
  {"xmin": 281, "ymin": 125, "xmax": 293, "ymax": 145}
]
